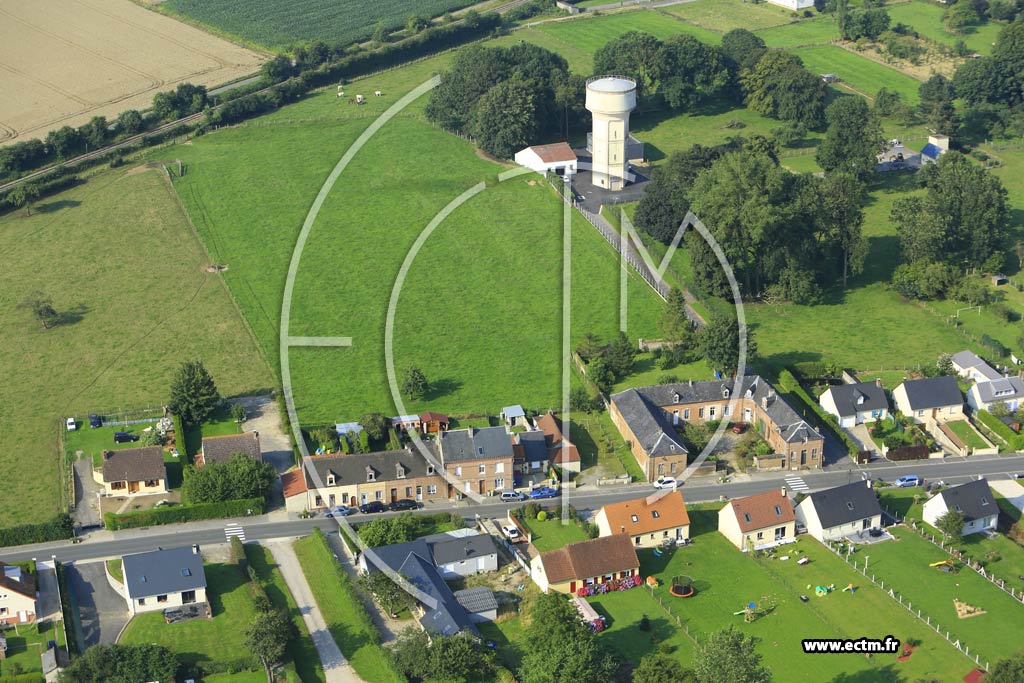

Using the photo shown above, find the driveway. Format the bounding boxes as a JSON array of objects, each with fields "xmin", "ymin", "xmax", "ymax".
[
  {"xmin": 990, "ymin": 479, "xmax": 1024, "ymax": 512},
  {"xmin": 35, "ymin": 562, "xmax": 61, "ymax": 620},
  {"xmin": 234, "ymin": 395, "xmax": 293, "ymax": 474},
  {"xmin": 846, "ymin": 424, "xmax": 878, "ymax": 457},
  {"xmin": 72, "ymin": 456, "xmax": 101, "ymax": 528},
  {"xmin": 265, "ymin": 541, "xmax": 363, "ymax": 683},
  {"xmin": 65, "ymin": 561, "xmax": 129, "ymax": 647}
]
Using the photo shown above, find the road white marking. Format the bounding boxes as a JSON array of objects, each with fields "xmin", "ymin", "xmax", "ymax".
[
  {"xmin": 225, "ymin": 524, "xmax": 245, "ymax": 542},
  {"xmin": 784, "ymin": 476, "xmax": 809, "ymax": 491}
]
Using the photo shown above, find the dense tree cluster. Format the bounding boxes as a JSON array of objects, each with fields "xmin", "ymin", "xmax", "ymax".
[
  {"xmin": 391, "ymin": 627, "xmax": 494, "ymax": 681},
  {"xmin": 890, "ymin": 152, "xmax": 1008, "ymax": 299},
  {"xmin": 741, "ymin": 51, "xmax": 828, "ymax": 128},
  {"xmin": 841, "ymin": 8, "xmax": 890, "ymax": 40},
  {"xmin": 58, "ymin": 644, "xmax": 178, "ymax": 683},
  {"xmin": 520, "ymin": 593, "xmax": 617, "ymax": 683},
  {"xmin": 168, "ymin": 359, "xmax": 221, "ymax": 425},
  {"xmin": 425, "ymin": 44, "xmax": 583, "ymax": 158},
  {"xmin": 954, "ymin": 21, "xmax": 1024, "ymax": 138},
  {"xmin": 182, "ymin": 454, "xmax": 277, "ymax": 504},
  {"xmin": 815, "ymin": 96, "xmax": 884, "ymax": 179}
]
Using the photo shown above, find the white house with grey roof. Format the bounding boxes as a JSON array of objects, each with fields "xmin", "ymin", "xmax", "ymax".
[
  {"xmin": 950, "ymin": 350, "xmax": 1001, "ymax": 383},
  {"xmin": 922, "ymin": 479, "xmax": 997, "ymax": 536},
  {"xmin": 794, "ymin": 480, "xmax": 883, "ymax": 542},
  {"xmin": 893, "ymin": 376, "xmax": 964, "ymax": 425},
  {"xmin": 968, "ymin": 376, "xmax": 1024, "ymax": 413},
  {"xmin": 121, "ymin": 545, "xmax": 207, "ymax": 615},
  {"xmin": 819, "ymin": 380, "xmax": 889, "ymax": 428}
]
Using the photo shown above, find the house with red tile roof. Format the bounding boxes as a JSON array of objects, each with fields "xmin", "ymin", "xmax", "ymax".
[
  {"xmin": 514, "ymin": 142, "xmax": 577, "ymax": 176},
  {"xmin": 718, "ymin": 487, "xmax": 796, "ymax": 551},
  {"xmin": 595, "ymin": 491, "xmax": 690, "ymax": 548},
  {"xmin": 530, "ymin": 534, "xmax": 638, "ymax": 594},
  {"xmin": 534, "ymin": 412, "xmax": 581, "ymax": 473}
]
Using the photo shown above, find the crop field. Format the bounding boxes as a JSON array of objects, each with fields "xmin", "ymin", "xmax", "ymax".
[
  {"xmin": 793, "ymin": 46, "xmax": 923, "ymax": 102},
  {"xmin": 0, "ymin": 0, "xmax": 265, "ymax": 147},
  {"xmin": 0, "ymin": 168, "xmax": 271, "ymax": 526},
  {"xmin": 162, "ymin": 0, "xmax": 477, "ymax": 50},
  {"xmin": 162, "ymin": 60, "xmax": 663, "ymax": 427},
  {"xmin": 887, "ymin": 1, "xmax": 1004, "ymax": 56},
  {"xmin": 664, "ymin": 0, "xmax": 796, "ymax": 32}
]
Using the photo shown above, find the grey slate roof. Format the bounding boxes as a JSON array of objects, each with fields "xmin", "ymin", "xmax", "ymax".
[
  {"xmin": 610, "ymin": 389, "xmax": 687, "ymax": 457},
  {"xmin": 975, "ymin": 376, "xmax": 1024, "ymax": 404},
  {"xmin": 122, "ymin": 546, "xmax": 206, "ymax": 599},
  {"xmin": 935, "ymin": 479, "xmax": 995, "ymax": 523},
  {"xmin": 899, "ymin": 376, "xmax": 963, "ymax": 410},
  {"xmin": 454, "ymin": 586, "xmax": 498, "ymax": 614},
  {"xmin": 805, "ymin": 481, "xmax": 882, "ymax": 530},
  {"xmin": 823, "ymin": 382, "xmax": 889, "ymax": 417},
  {"xmin": 102, "ymin": 446, "xmax": 166, "ymax": 483},
  {"xmin": 502, "ymin": 405, "xmax": 526, "ymax": 419},
  {"xmin": 439, "ymin": 426, "xmax": 513, "ymax": 462},
  {"xmin": 362, "ymin": 531, "xmax": 497, "ymax": 572},
  {"xmin": 951, "ymin": 351, "xmax": 1000, "ymax": 380},
  {"xmin": 612, "ymin": 375, "xmax": 822, "ymax": 450},
  {"xmin": 518, "ymin": 430, "xmax": 549, "ymax": 465},
  {"xmin": 200, "ymin": 432, "xmax": 261, "ymax": 466},
  {"xmin": 398, "ymin": 553, "xmax": 478, "ymax": 637},
  {"xmin": 303, "ymin": 448, "xmax": 437, "ymax": 488}
]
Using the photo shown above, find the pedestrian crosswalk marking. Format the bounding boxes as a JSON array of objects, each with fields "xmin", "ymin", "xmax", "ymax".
[
  {"xmin": 784, "ymin": 475, "xmax": 809, "ymax": 491},
  {"xmin": 225, "ymin": 524, "xmax": 246, "ymax": 542}
]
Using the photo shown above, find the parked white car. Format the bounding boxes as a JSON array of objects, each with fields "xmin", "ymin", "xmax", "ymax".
[
  {"xmin": 653, "ymin": 477, "xmax": 677, "ymax": 489},
  {"xmin": 501, "ymin": 525, "xmax": 522, "ymax": 541},
  {"xmin": 66, "ymin": 417, "xmax": 77, "ymax": 431}
]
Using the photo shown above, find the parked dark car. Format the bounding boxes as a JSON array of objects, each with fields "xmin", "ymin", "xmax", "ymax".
[
  {"xmin": 388, "ymin": 499, "xmax": 419, "ymax": 511},
  {"xmin": 113, "ymin": 431, "xmax": 139, "ymax": 443},
  {"xmin": 89, "ymin": 414, "xmax": 102, "ymax": 428},
  {"xmin": 325, "ymin": 506, "xmax": 355, "ymax": 517},
  {"xmin": 359, "ymin": 501, "xmax": 387, "ymax": 514},
  {"xmin": 529, "ymin": 486, "xmax": 559, "ymax": 499}
]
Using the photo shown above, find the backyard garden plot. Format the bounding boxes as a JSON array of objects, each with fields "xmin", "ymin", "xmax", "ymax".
[
  {"xmin": 0, "ymin": 620, "xmax": 66, "ymax": 677},
  {"xmin": 664, "ymin": 0, "xmax": 796, "ymax": 32},
  {"xmin": 0, "ymin": 0, "xmax": 264, "ymax": 147},
  {"xmin": 589, "ymin": 509, "xmax": 975, "ymax": 680},
  {"xmin": 518, "ymin": 514, "xmax": 589, "ymax": 553},
  {"xmin": 886, "ymin": 1, "xmax": 1004, "ymax": 56},
  {"xmin": 792, "ymin": 46, "xmax": 923, "ymax": 103},
  {"xmin": 162, "ymin": 0, "xmax": 476, "ymax": 51},
  {"xmin": 859, "ymin": 526, "xmax": 1024, "ymax": 666},
  {"xmin": 0, "ymin": 169, "xmax": 270, "ymax": 527}
]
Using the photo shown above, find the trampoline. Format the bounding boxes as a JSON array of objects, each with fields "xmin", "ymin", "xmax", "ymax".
[{"xmin": 669, "ymin": 575, "xmax": 695, "ymax": 598}]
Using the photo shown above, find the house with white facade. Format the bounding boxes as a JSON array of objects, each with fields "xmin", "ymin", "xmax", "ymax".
[
  {"xmin": 968, "ymin": 376, "xmax": 1024, "ymax": 413},
  {"xmin": 819, "ymin": 380, "xmax": 889, "ymax": 428},
  {"xmin": 121, "ymin": 546, "xmax": 207, "ymax": 616},
  {"xmin": 922, "ymin": 479, "xmax": 998, "ymax": 536},
  {"xmin": 950, "ymin": 350, "xmax": 1001, "ymax": 383},
  {"xmin": 514, "ymin": 142, "xmax": 578, "ymax": 177},
  {"xmin": 794, "ymin": 480, "xmax": 883, "ymax": 542}
]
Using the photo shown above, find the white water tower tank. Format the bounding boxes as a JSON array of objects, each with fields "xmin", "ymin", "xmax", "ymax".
[{"xmin": 585, "ymin": 76, "xmax": 637, "ymax": 191}]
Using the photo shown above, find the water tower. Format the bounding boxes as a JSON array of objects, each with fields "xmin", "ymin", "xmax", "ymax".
[{"xmin": 585, "ymin": 75, "xmax": 637, "ymax": 191}]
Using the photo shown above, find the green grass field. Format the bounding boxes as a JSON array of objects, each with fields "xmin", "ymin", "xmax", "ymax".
[
  {"xmin": 793, "ymin": 45, "xmax": 923, "ymax": 102},
  {"xmin": 754, "ymin": 15, "xmax": 839, "ymax": 46},
  {"xmin": 665, "ymin": 0, "xmax": 796, "ymax": 32},
  {"xmin": 887, "ymin": 1, "xmax": 1004, "ymax": 56},
  {"xmin": 119, "ymin": 563, "xmax": 259, "ymax": 668},
  {"xmin": 294, "ymin": 532, "xmax": 404, "ymax": 683},
  {"xmin": 587, "ymin": 508, "xmax": 978, "ymax": 680},
  {"xmin": 946, "ymin": 419, "xmax": 991, "ymax": 450},
  {"xmin": 0, "ymin": 620, "xmax": 65, "ymax": 676},
  {"xmin": 0, "ymin": 169, "xmax": 271, "ymax": 527},
  {"xmin": 162, "ymin": 0, "xmax": 476, "ymax": 51},
  {"xmin": 519, "ymin": 514, "xmax": 589, "ymax": 552}
]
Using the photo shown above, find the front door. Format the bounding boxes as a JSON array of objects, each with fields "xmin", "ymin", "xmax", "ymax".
[
  {"xmin": 416, "ymin": 486, "xmax": 422, "ymax": 502},
  {"xmin": 744, "ymin": 407, "xmax": 752, "ymax": 422},
  {"xmin": 128, "ymin": 481, "xmax": 139, "ymax": 494},
  {"xmin": 390, "ymin": 487, "xmax": 397, "ymax": 502},
  {"xmin": 862, "ymin": 518, "xmax": 871, "ymax": 530},
  {"xmin": 328, "ymin": 494, "xmax": 335, "ymax": 507}
]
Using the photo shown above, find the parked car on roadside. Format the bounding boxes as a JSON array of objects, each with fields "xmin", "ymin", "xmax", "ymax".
[
  {"xmin": 893, "ymin": 475, "xmax": 921, "ymax": 488},
  {"xmin": 529, "ymin": 486, "xmax": 559, "ymax": 499},
  {"xmin": 388, "ymin": 499, "xmax": 419, "ymax": 511},
  {"xmin": 89, "ymin": 414, "xmax": 102, "ymax": 428},
  {"xmin": 359, "ymin": 501, "xmax": 387, "ymax": 514},
  {"xmin": 653, "ymin": 477, "xmax": 678, "ymax": 489},
  {"xmin": 500, "ymin": 490, "xmax": 526, "ymax": 502},
  {"xmin": 113, "ymin": 431, "xmax": 138, "ymax": 443},
  {"xmin": 325, "ymin": 506, "xmax": 355, "ymax": 517}
]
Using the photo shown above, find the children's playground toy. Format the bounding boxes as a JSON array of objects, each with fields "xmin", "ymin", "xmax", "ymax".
[
  {"xmin": 814, "ymin": 584, "xmax": 836, "ymax": 597},
  {"xmin": 645, "ymin": 575, "xmax": 659, "ymax": 589},
  {"xmin": 842, "ymin": 583, "xmax": 856, "ymax": 594},
  {"xmin": 930, "ymin": 559, "xmax": 959, "ymax": 574},
  {"xmin": 669, "ymin": 575, "xmax": 696, "ymax": 598}
]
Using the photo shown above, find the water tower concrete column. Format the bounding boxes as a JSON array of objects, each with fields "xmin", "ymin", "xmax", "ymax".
[{"xmin": 585, "ymin": 76, "xmax": 637, "ymax": 191}]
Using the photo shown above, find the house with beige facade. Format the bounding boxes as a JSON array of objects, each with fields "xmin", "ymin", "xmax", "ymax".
[
  {"xmin": 595, "ymin": 491, "xmax": 690, "ymax": 547},
  {"xmin": 437, "ymin": 427, "xmax": 514, "ymax": 498},
  {"xmin": 0, "ymin": 562, "xmax": 36, "ymax": 626},
  {"xmin": 609, "ymin": 376, "xmax": 824, "ymax": 479},
  {"xmin": 893, "ymin": 376, "xmax": 964, "ymax": 425},
  {"xmin": 121, "ymin": 546, "xmax": 207, "ymax": 616},
  {"xmin": 718, "ymin": 488, "xmax": 795, "ymax": 551},
  {"xmin": 531, "ymin": 534, "xmax": 639, "ymax": 594},
  {"xmin": 95, "ymin": 446, "xmax": 167, "ymax": 496}
]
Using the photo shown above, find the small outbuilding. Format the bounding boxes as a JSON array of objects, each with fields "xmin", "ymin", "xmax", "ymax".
[
  {"xmin": 514, "ymin": 142, "xmax": 578, "ymax": 177},
  {"xmin": 501, "ymin": 405, "xmax": 528, "ymax": 428},
  {"xmin": 419, "ymin": 412, "xmax": 450, "ymax": 434},
  {"xmin": 453, "ymin": 586, "xmax": 498, "ymax": 623}
]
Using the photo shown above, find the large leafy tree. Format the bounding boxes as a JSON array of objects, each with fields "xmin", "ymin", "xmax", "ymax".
[
  {"xmin": 954, "ymin": 56, "xmax": 1004, "ymax": 106},
  {"xmin": 593, "ymin": 31, "xmax": 664, "ymax": 98},
  {"xmin": 358, "ymin": 512, "xmax": 422, "ymax": 547},
  {"xmin": 391, "ymin": 626, "xmax": 493, "ymax": 681},
  {"xmin": 634, "ymin": 144, "xmax": 724, "ymax": 243},
  {"xmin": 168, "ymin": 359, "xmax": 221, "ymax": 424},
  {"xmin": 698, "ymin": 314, "xmax": 754, "ymax": 376},
  {"xmin": 918, "ymin": 74, "xmax": 958, "ymax": 133},
  {"xmin": 816, "ymin": 172, "xmax": 868, "ymax": 288},
  {"xmin": 720, "ymin": 29, "xmax": 767, "ymax": 71},
  {"xmin": 471, "ymin": 78, "xmax": 539, "ymax": 159},
  {"xmin": 634, "ymin": 652, "xmax": 697, "ymax": 683},
  {"xmin": 658, "ymin": 35, "xmax": 735, "ymax": 110},
  {"xmin": 359, "ymin": 570, "xmax": 411, "ymax": 617},
  {"xmin": 59, "ymin": 643, "xmax": 178, "ymax": 683},
  {"xmin": 842, "ymin": 8, "xmax": 890, "ymax": 40},
  {"xmin": 816, "ymin": 96, "xmax": 883, "ymax": 179},
  {"xmin": 402, "ymin": 365, "xmax": 429, "ymax": 400},
  {"xmin": 182, "ymin": 454, "xmax": 277, "ymax": 504},
  {"xmin": 605, "ymin": 331, "xmax": 637, "ymax": 380},
  {"xmin": 989, "ymin": 653, "xmax": 1024, "ymax": 683},
  {"xmin": 246, "ymin": 600, "xmax": 295, "ymax": 674},
  {"xmin": 693, "ymin": 626, "xmax": 772, "ymax": 683},
  {"xmin": 360, "ymin": 412, "xmax": 390, "ymax": 442},
  {"xmin": 742, "ymin": 52, "xmax": 827, "ymax": 128},
  {"xmin": 519, "ymin": 593, "xmax": 616, "ymax": 683}
]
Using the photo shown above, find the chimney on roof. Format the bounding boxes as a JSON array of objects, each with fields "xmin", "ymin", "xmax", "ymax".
[
  {"xmin": 620, "ymin": 525, "xmax": 625, "ymax": 534},
  {"xmin": 875, "ymin": 378, "xmax": 883, "ymax": 388},
  {"xmin": 192, "ymin": 544, "xmax": 200, "ymax": 555},
  {"xmin": 781, "ymin": 486, "xmax": 787, "ymax": 498}
]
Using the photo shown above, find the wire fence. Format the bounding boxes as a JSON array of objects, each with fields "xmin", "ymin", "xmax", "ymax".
[
  {"xmin": 909, "ymin": 521, "xmax": 1024, "ymax": 605},
  {"xmin": 825, "ymin": 539, "xmax": 990, "ymax": 671}
]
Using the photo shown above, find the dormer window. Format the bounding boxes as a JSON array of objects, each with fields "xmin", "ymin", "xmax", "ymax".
[
  {"xmin": 477, "ymin": 447, "xmax": 484, "ymax": 456},
  {"xmin": 326, "ymin": 474, "xmax": 336, "ymax": 486},
  {"xmin": 722, "ymin": 387, "xmax": 730, "ymax": 399},
  {"xmin": 673, "ymin": 391, "xmax": 680, "ymax": 403},
  {"xmin": 846, "ymin": 502, "xmax": 855, "ymax": 511},
  {"xmin": 366, "ymin": 466, "xmax": 375, "ymax": 482},
  {"xmin": 774, "ymin": 505, "xmax": 782, "ymax": 515},
  {"xmin": 857, "ymin": 394, "xmax": 865, "ymax": 405},
  {"xmin": 396, "ymin": 464, "xmax": 406, "ymax": 479},
  {"xmin": 981, "ymin": 497, "xmax": 990, "ymax": 506},
  {"xmin": 743, "ymin": 513, "xmax": 751, "ymax": 523},
  {"xmin": 427, "ymin": 465, "xmax": 435, "ymax": 475}
]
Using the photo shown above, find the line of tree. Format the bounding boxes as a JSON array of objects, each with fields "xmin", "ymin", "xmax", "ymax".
[{"xmin": 181, "ymin": 454, "xmax": 278, "ymax": 505}]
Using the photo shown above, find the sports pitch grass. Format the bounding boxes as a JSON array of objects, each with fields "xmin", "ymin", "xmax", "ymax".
[
  {"xmin": 664, "ymin": 0, "xmax": 797, "ymax": 32},
  {"xmin": 0, "ymin": 170, "xmax": 270, "ymax": 526},
  {"xmin": 754, "ymin": 15, "xmax": 839, "ymax": 47},
  {"xmin": 886, "ymin": 1, "xmax": 1004, "ymax": 56},
  {"xmin": 164, "ymin": 63, "xmax": 663, "ymax": 427},
  {"xmin": 792, "ymin": 45, "xmax": 923, "ymax": 103}
]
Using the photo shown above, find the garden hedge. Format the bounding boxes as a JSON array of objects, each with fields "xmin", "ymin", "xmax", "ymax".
[
  {"xmin": 0, "ymin": 674, "xmax": 46, "ymax": 683},
  {"xmin": 778, "ymin": 369, "xmax": 861, "ymax": 457},
  {"xmin": 977, "ymin": 410, "xmax": 1024, "ymax": 450},
  {"xmin": 104, "ymin": 498, "xmax": 264, "ymax": 530},
  {"xmin": 0, "ymin": 513, "xmax": 73, "ymax": 548}
]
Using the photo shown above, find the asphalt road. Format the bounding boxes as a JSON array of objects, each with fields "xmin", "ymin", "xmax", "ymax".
[{"xmin": 4, "ymin": 453, "xmax": 1024, "ymax": 565}]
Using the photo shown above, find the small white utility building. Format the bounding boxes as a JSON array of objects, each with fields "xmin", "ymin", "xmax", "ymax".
[
  {"xmin": 514, "ymin": 142, "xmax": 577, "ymax": 177},
  {"xmin": 765, "ymin": 0, "xmax": 815, "ymax": 8}
]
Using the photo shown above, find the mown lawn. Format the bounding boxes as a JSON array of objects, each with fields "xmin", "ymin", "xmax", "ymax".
[
  {"xmin": 0, "ymin": 169, "xmax": 271, "ymax": 527},
  {"xmin": 754, "ymin": 15, "xmax": 839, "ymax": 46},
  {"xmin": 0, "ymin": 620, "xmax": 65, "ymax": 676},
  {"xmin": 293, "ymin": 532, "xmax": 404, "ymax": 683},
  {"xmin": 862, "ymin": 526, "xmax": 1024, "ymax": 666},
  {"xmin": 665, "ymin": 0, "xmax": 796, "ymax": 32},
  {"xmin": 946, "ymin": 419, "xmax": 991, "ymax": 450},
  {"xmin": 587, "ymin": 507, "xmax": 978, "ymax": 679},
  {"xmin": 887, "ymin": 1, "xmax": 1004, "ymax": 56},
  {"xmin": 792, "ymin": 45, "xmax": 923, "ymax": 103},
  {"xmin": 519, "ymin": 513, "xmax": 589, "ymax": 552},
  {"xmin": 119, "ymin": 563, "xmax": 259, "ymax": 668},
  {"xmin": 245, "ymin": 543, "xmax": 326, "ymax": 683}
]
